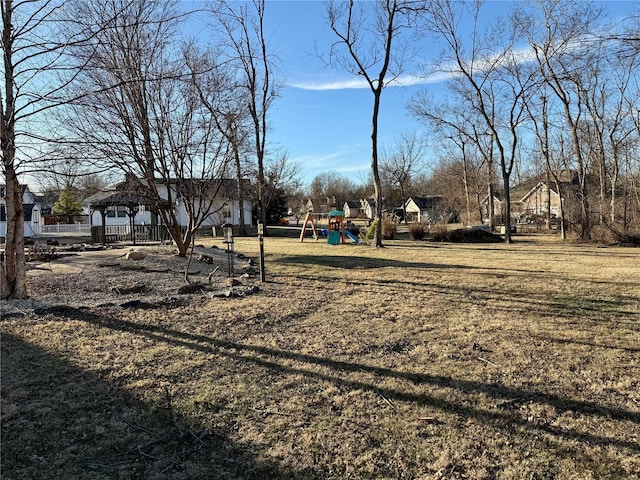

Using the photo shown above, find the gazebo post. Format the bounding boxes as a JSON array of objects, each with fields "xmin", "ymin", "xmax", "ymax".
[{"xmin": 100, "ymin": 208, "xmax": 107, "ymax": 245}]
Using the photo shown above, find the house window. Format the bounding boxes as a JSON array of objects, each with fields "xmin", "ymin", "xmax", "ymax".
[{"xmin": 107, "ymin": 210, "xmax": 128, "ymax": 218}]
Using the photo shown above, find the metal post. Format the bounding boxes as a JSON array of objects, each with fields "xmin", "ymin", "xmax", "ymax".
[
  {"xmin": 258, "ymin": 223, "xmax": 265, "ymax": 282},
  {"xmin": 223, "ymin": 223, "xmax": 235, "ymax": 284}
]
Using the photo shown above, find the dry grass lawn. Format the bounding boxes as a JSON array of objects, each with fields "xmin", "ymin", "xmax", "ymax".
[{"xmin": 2, "ymin": 235, "xmax": 639, "ymax": 479}]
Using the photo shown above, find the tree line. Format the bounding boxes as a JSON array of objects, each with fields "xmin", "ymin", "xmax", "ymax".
[{"xmin": 323, "ymin": 0, "xmax": 639, "ymax": 245}]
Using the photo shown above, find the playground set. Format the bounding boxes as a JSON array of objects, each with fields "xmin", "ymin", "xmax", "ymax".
[{"xmin": 298, "ymin": 211, "xmax": 359, "ymax": 244}]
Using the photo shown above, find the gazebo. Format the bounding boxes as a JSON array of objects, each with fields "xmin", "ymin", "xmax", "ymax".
[{"xmin": 86, "ymin": 189, "xmax": 168, "ymax": 245}]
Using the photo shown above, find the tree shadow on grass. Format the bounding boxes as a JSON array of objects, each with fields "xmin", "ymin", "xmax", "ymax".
[
  {"xmin": 274, "ymin": 254, "xmax": 482, "ymax": 271},
  {"xmin": 528, "ymin": 333, "xmax": 640, "ymax": 352},
  {"xmin": 38, "ymin": 305, "xmax": 640, "ymax": 457},
  {"xmin": 0, "ymin": 332, "xmax": 300, "ymax": 480},
  {"xmin": 273, "ymin": 253, "xmax": 640, "ymax": 286},
  {"xmin": 288, "ymin": 271, "xmax": 640, "ymax": 325}
]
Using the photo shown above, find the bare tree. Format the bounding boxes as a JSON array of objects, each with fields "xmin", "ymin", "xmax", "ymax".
[
  {"xmin": 260, "ymin": 153, "xmax": 303, "ymax": 224},
  {"xmin": 308, "ymin": 171, "xmax": 357, "ymax": 213},
  {"xmin": 324, "ymin": 0, "xmax": 423, "ymax": 247},
  {"xmin": 580, "ymin": 53, "xmax": 636, "ymax": 229},
  {"xmin": 409, "ymin": 93, "xmax": 492, "ymax": 226},
  {"xmin": 380, "ymin": 130, "xmax": 425, "ymax": 222},
  {"xmin": 521, "ymin": 89, "xmax": 570, "ymax": 239},
  {"xmin": 439, "ymin": 137, "xmax": 485, "ymax": 226},
  {"xmin": 64, "ymin": 0, "xmax": 232, "ymax": 256},
  {"xmin": 523, "ymin": 0, "xmax": 607, "ymax": 240},
  {"xmin": 185, "ymin": 45, "xmax": 253, "ymax": 236},
  {"xmin": 208, "ymin": 0, "xmax": 279, "ymax": 233},
  {"xmin": 419, "ymin": 0, "xmax": 536, "ymax": 242},
  {"xmin": 622, "ymin": 63, "xmax": 640, "ymax": 232}
]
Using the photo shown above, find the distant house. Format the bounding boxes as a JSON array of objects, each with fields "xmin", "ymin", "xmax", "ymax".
[
  {"xmin": 0, "ymin": 184, "xmax": 42, "ymax": 239},
  {"xmin": 304, "ymin": 198, "xmax": 315, "ymax": 213},
  {"xmin": 343, "ymin": 200, "xmax": 361, "ymax": 218},
  {"xmin": 482, "ymin": 171, "xmax": 579, "ymax": 224},
  {"xmin": 404, "ymin": 196, "xmax": 445, "ymax": 223},
  {"xmin": 520, "ymin": 182, "xmax": 563, "ymax": 217},
  {"xmin": 360, "ymin": 198, "xmax": 374, "ymax": 219}
]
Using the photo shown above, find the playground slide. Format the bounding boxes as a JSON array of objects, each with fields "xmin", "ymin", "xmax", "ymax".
[{"xmin": 344, "ymin": 230, "xmax": 360, "ymax": 243}]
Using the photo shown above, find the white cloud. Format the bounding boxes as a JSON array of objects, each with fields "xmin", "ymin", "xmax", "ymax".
[
  {"xmin": 288, "ymin": 42, "xmax": 561, "ymax": 92},
  {"xmin": 292, "ymin": 150, "xmax": 345, "ymax": 167},
  {"xmin": 288, "ymin": 77, "xmax": 371, "ymax": 90},
  {"xmin": 289, "ymin": 72, "xmax": 453, "ymax": 91}
]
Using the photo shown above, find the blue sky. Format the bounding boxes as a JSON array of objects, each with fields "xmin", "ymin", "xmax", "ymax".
[
  {"xmin": 263, "ymin": 0, "xmax": 444, "ymax": 185},
  {"xmin": 196, "ymin": 1, "xmax": 638, "ymax": 187}
]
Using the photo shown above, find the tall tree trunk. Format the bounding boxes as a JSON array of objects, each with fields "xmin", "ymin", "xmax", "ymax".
[
  {"xmin": 487, "ymin": 149, "xmax": 495, "ymax": 230},
  {"xmin": 2, "ymin": 0, "xmax": 27, "ymax": 299},
  {"xmin": 562, "ymin": 98, "xmax": 591, "ymax": 240},
  {"xmin": 371, "ymin": 90, "xmax": 383, "ymax": 247},
  {"xmin": 554, "ymin": 178, "xmax": 567, "ymax": 240},
  {"xmin": 501, "ymin": 170, "xmax": 513, "ymax": 244},
  {"xmin": 609, "ymin": 141, "xmax": 620, "ymax": 225},
  {"xmin": 461, "ymin": 144, "xmax": 472, "ymax": 226},
  {"xmin": 487, "ymin": 181, "xmax": 494, "ymax": 229},
  {"xmin": 2, "ymin": 168, "xmax": 27, "ymax": 299}
]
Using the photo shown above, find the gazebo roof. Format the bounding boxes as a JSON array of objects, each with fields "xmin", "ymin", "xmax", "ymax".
[{"xmin": 85, "ymin": 190, "xmax": 166, "ymax": 209}]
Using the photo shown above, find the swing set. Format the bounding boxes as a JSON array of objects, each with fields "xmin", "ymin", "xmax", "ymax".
[{"xmin": 298, "ymin": 211, "xmax": 359, "ymax": 244}]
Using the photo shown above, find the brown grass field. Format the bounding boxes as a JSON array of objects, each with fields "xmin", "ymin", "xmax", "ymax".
[{"xmin": 1, "ymin": 235, "xmax": 639, "ymax": 479}]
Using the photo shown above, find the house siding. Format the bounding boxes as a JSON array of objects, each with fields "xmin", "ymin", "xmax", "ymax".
[
  {"xmin": 521, "ymin": 184, "xmax": 562, "ymax": 217},
  {"xmin": 0, "ymin": 185, "xmax": 42, "ymax": 238}
]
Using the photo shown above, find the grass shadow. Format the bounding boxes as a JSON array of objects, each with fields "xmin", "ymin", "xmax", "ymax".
[
  {"xmin": 40, "ymin": 305, "xmax": 640, "ymax": 456},
  {"xmin": 286, "ymin": 271, "xmax": 640, "ymax": 324},
  {"xmin": 0, "ymin": 332, "xmax": 301, "ymax": 480},
  {"xmin": 529, "ymin": 333, "xmax": 640, "ymax": 352},
  {"xmin": 273, "ymin": 254, "xmax": 480, "ymax": 271}
]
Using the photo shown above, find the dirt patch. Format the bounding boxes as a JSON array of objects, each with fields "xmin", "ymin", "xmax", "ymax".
[{"xmin": 4, "ymin": 245, "xmax": 259, "ymax": 316}]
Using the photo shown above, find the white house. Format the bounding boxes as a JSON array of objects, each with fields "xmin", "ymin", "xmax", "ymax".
[
  {"xmin": 85, "ymin": 177, "xmax": 252, "ymax": 231},
  {"xmin": 343, "ymin": 200, "xmax": 361, "ymax": 218},
  {"xmin": 360, "ymin": 198, "xmax": 374, "ymax": 220},
  {"xmin": 0, "ymin": 184, "xmax": 42, "ymax": 239},
  {"xmin": 404, "ymin": 196, "xmax": 444, "ymax": 223}
]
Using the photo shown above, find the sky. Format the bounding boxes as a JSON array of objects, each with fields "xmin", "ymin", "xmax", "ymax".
[{"xmin": 221, "ymin": 0, "xmax": 639, "ymax": 187}]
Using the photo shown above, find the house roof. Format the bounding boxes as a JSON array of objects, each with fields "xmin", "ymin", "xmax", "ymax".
[
  {"xmin": 510, "ymin": 170, "xmax": 578, "ymax": 201},
  {"xmin": 85, "ymin": 191, "xmax": 162, "ymax": 209},
  {"xmin": 85, "ymin": 176, "xmax": 249, "ymax": 209},
  {"xmin": 344, "ymin": 200, "xmax": 360, "ymax": 209},
  {"xmin": 0, "ymin": 184, "xmax": 30, "ymax": 199},
  {"xmin": 165, "ymin": 178, "xmax": 249, "ymax": 199},
  {"xmin": 520, "ymin": 182, "xmax": 561, "ymax": 203},
  {"xmin": 407, "ymin": 196, "xmax": 443, "ymax": 209}
]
